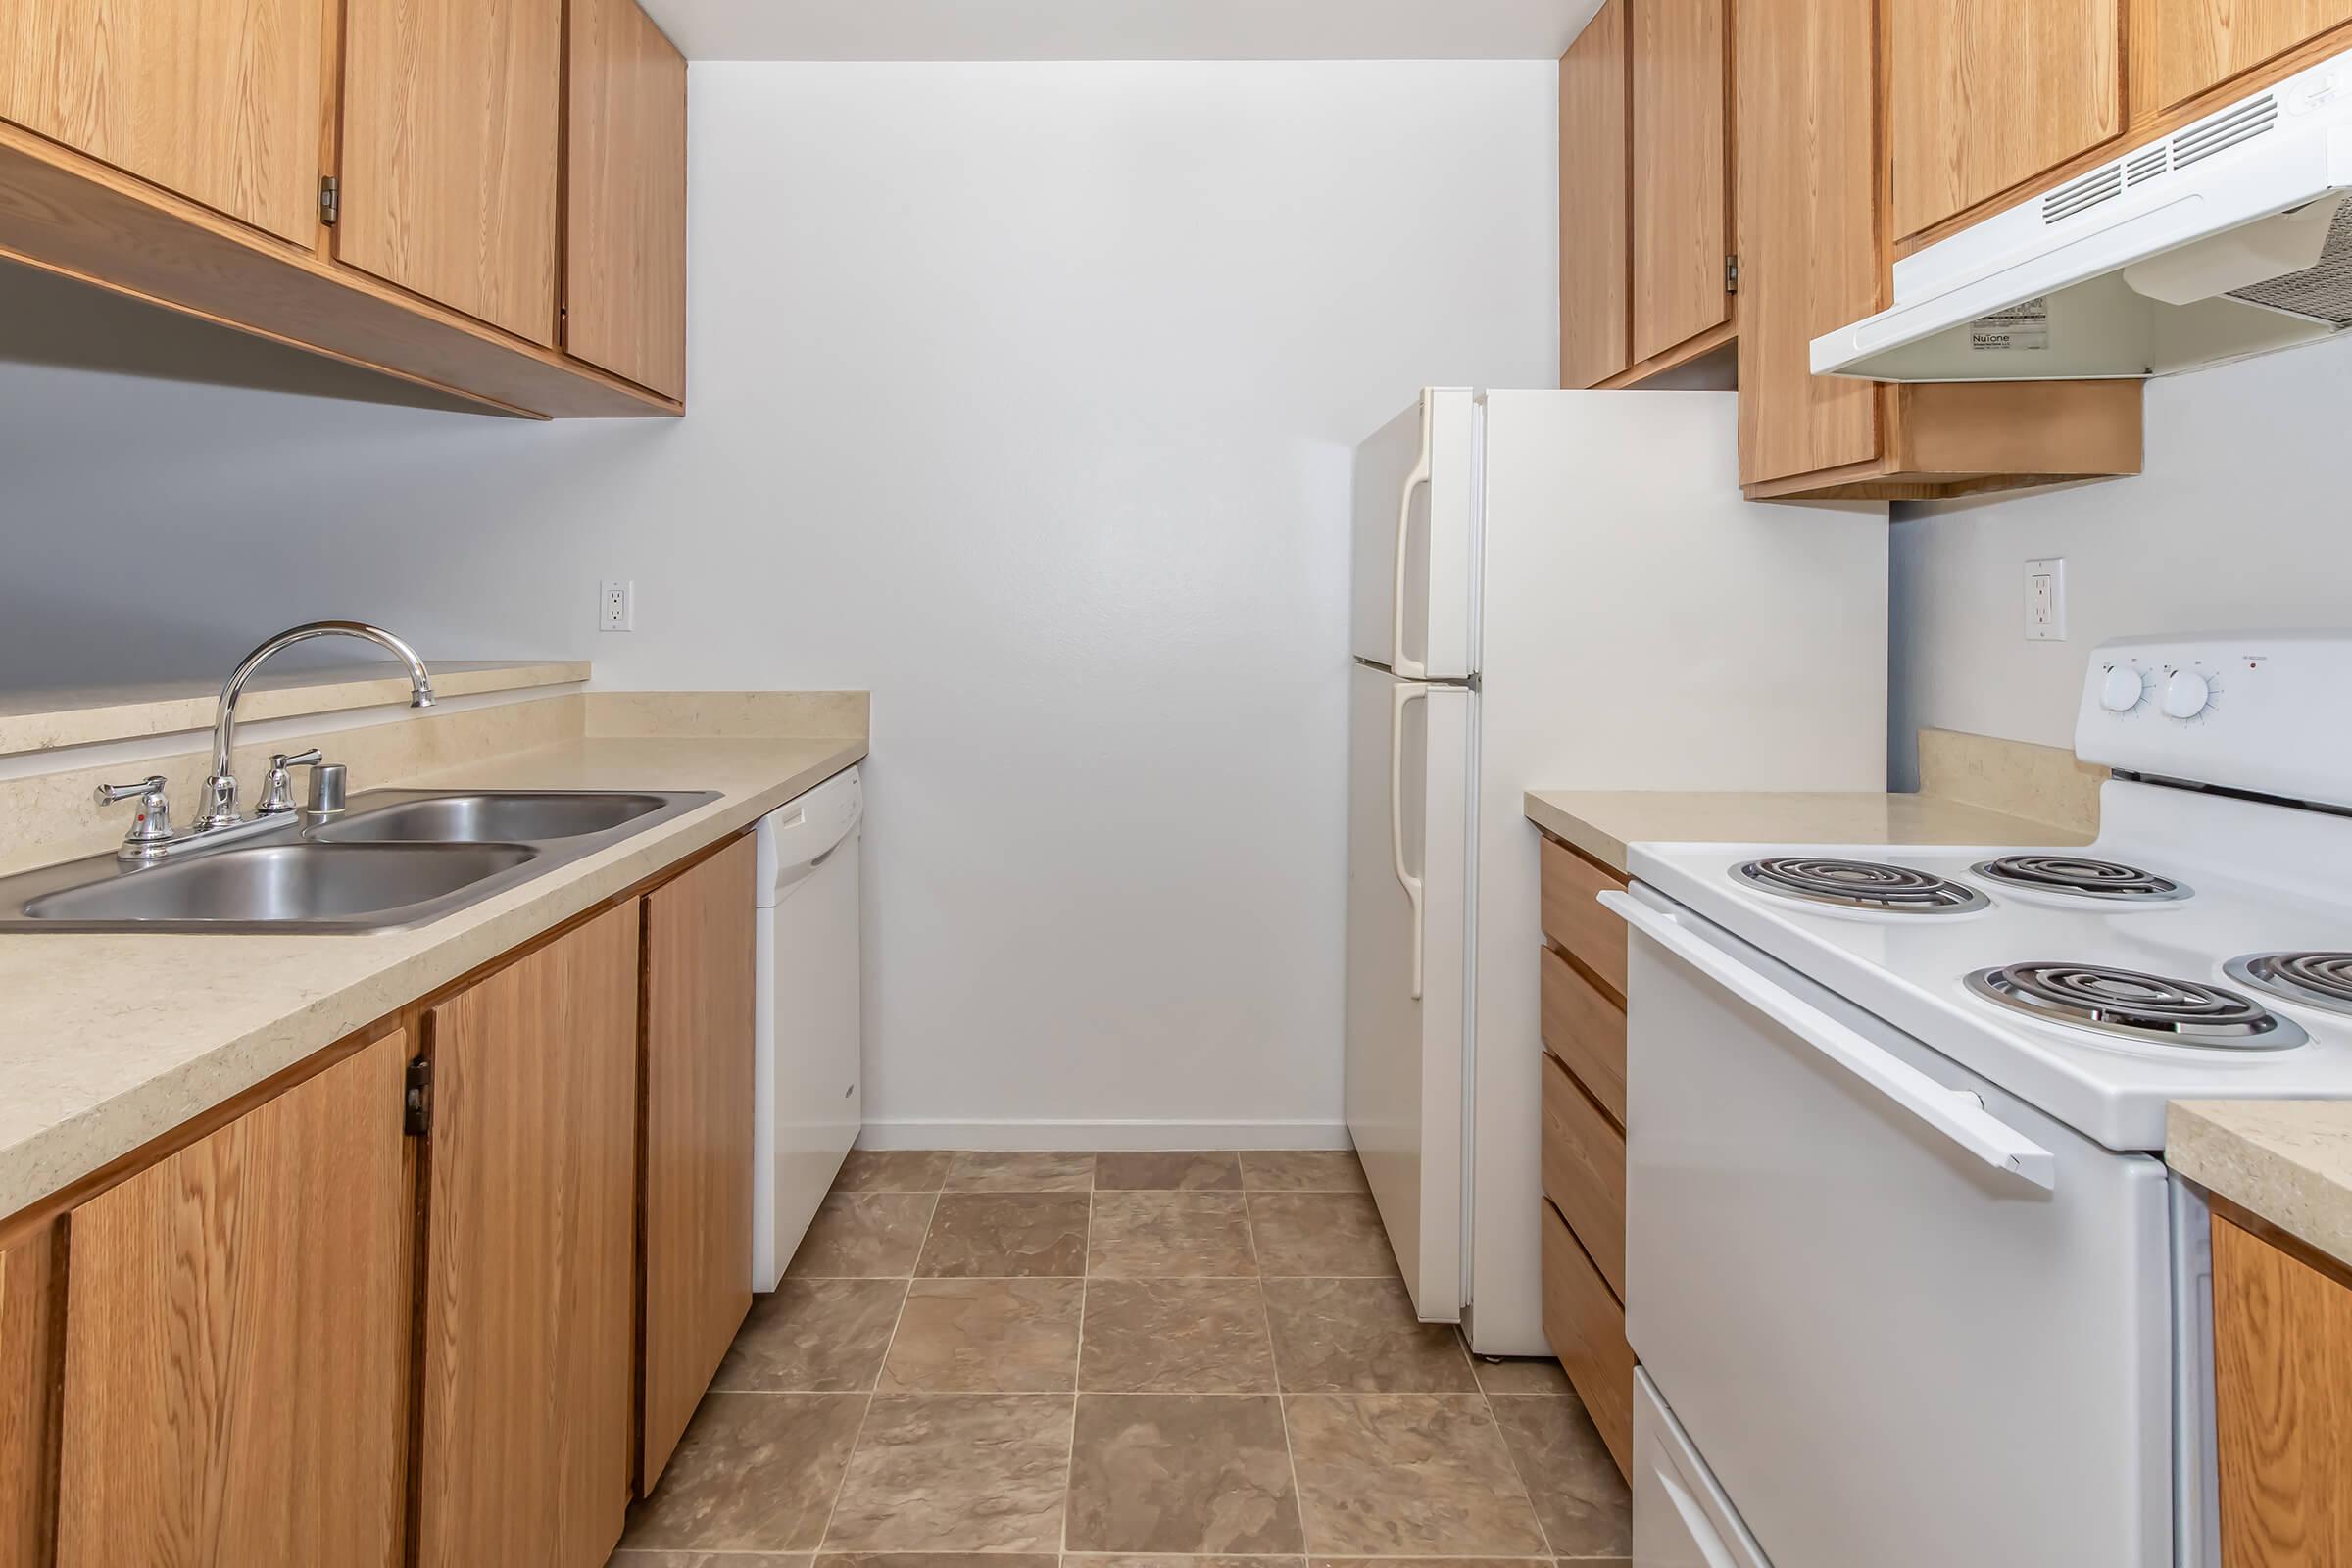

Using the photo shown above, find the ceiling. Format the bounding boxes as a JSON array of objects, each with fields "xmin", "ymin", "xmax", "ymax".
[{"xmin": 639, "ymin": 0, "xmax": 1603, "ymax": 61}]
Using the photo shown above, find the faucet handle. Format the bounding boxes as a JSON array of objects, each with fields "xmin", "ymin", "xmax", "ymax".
[
  {"xmin": 95, "ymin": 776, "xmax": 174, "ymax": 854},
  {"xmin": 258, "ymin": 749, "xmax": 324, "ymax": 815}
]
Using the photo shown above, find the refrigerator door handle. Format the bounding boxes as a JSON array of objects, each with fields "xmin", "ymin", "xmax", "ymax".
[
  {"xmin": 1600, "ymin": 891, "xmax": 2057, "ymax": 1191},
  {"xmin": 1390, "ymin": 393, "xmax": 1433, "ymax": 680},
  {"xmin": 1391, "ymin": 683, "xmax": 1428, "ymax": 1000}
]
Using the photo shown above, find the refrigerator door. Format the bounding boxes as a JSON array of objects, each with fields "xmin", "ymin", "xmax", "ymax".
[
  {"xmin": 1350, "ymin": 388, "xmax": 1477, "ymax": 680},
  {"xmin": 1346, "ymin": 662, "xmax": 1470, "ymax": 1321}
]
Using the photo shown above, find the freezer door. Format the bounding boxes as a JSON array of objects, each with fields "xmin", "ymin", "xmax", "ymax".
[
  {"xmin": 1345, "ymin": 662, "xmax": 1469, "ymax": 1321},
  {"xmin": 1350, "ymin": 388, "xmax": 1477, "ymax": 679}
]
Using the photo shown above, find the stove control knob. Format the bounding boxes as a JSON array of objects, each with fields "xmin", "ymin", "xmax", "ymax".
[
  {"xmin": 2098, "ymin": 665, "xmax": 2144, "ymax": 712},
  {"xmin": 2163, "ymin": 668, "xmax": 2214, "ymax": 720}
]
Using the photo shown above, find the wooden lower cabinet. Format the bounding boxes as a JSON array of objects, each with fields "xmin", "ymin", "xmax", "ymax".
[
  {"xmin": 2213, "ymin": 1211, "xmax": 2352, "ymax": 1564},
  {"xmin": 1543, "ymin": 1199, "xmax": 1636, "ymax": 1476},
  {"xmin": 55, "ymin": 1030, "xmax": 412, "ymax": 1568},
  {"xmin": 641, "ymin": 837, "xmax": 759, "ymax": 1487},
  {"xmin": 416, "ymin": 904, "xmax": 641, "ymax": 1568},
  {"xmin": 0, "ymin": 1224, "xmax": 63, "ymax": 1568}
]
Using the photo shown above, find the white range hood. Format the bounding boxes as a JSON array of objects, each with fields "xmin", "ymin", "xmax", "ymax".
[{"xmin": 1813, "ymin": 47, "xmax": 2352, "ymax": 382}]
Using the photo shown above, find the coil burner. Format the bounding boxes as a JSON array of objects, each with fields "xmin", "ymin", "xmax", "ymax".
[
  {"xmin": 1965, "ymin": 962, "xmax": 2305, "ymax": 1050},
  {"xmin": 1971, "ymin": 855, "xmax": 2190, "ymax": 903},
  {"xmin": 1734, "ymin": 857, "xmax": 1989, "ymax": 914}
]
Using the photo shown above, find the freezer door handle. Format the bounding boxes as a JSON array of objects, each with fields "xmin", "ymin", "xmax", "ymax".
[
  {"xmin": 1391, "ymin": 683, "xmax": 1428, "ymax": 1000},
  {"xmin": 1600, "ymin": 891, "xmax": 2057, "ymax": 1191},
  {"xmin": 1390, "ymin": 393, "xmax": 1433, "ymax": 681}
]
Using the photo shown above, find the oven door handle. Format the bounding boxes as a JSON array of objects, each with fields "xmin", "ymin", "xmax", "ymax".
[{"xmin": 1600, "ymin": 891, "xmax": 2058, "ymax": 1192}]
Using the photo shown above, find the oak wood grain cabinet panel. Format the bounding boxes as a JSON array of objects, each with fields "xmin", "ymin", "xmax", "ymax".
[
  {"xmin": 1630, "ymin": 0, "xmax": 1733, "ymax": 363},
  {"xmin": 2213, "ymin": 1212, "xmax": 2352, "ymax": 1564},
  {"xmin": 567, "ymin": 0, "xmax": 688, "ymax": 399},
  {"xmin": 338, "ymin": 0, "xmax": 563, "ymax": 344},
  {"xmin": 1539, "ymin": 835, "xmax": 1628, "ymax": 1001},
  {"xmin": 54, "ymin": 1030, "xmax": 410, "ymax": 1568},
  {"xmin": 1540, "ymin": 1052, "xmax": 1627, "ymax": 1299},
  {"xmin": 1560, "ymin": 0, "xmax": 1633, "ymax": 389},
  {"xmin": 1734, "ymin": 0, "xmax": 1880, "ymax": 486},
  {"xmin": 1540, "ymin": 943, "xmax": 1627, "ymax": 1127},
  {"xmin": 1542, "ymin": 1198, "xmax": 1634, "ymax": 1479},
  {"xmin": 640, "ymin": 836, "xmax": 758, "ymax": 1488},
  {"xmin": 1889, "ymin": 0, "xmax": 2124, "ymax": 242},
  {"xmin": 0, "ymin": 1223, "xmax": 62, "ymax": 1568},
  {"xmin": 2142, "ymin": 0, "xmax": 2352, "ymax": 112},
  {"xmin": 0, "ymin": 0, "xmax": 324, "ymax": 243},
  {"xmin": 416, "ymin": 905, "xmax": 639, "ymax": 1568}
]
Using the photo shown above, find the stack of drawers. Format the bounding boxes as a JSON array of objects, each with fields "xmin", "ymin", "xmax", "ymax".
[{"xmin": 1537, "ymin": 832, "xmax": 1637, "ymax": 1478}]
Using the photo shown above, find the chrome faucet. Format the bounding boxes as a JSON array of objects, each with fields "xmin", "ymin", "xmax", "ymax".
[
  {"xmin": 195, "ymin": 621, "xmax": 434, "ymax": 830},
  {"xmin": 95, "ymin": 622, "xmax": 434, "ymax": 863}
]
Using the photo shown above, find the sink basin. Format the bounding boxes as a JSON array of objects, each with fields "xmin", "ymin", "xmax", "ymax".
[
  {"xmin": 0, "ymin": 786, "xmax": 719, "ymax": 934},
  {"xmin": 313, "ymin": 791, "xmax": 673, "ymax": 845},
  {"xmin": 22, "ymin": 843, "xmax": 536, "ymax": 930}
]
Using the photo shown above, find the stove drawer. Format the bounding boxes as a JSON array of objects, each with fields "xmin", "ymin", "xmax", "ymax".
[
  {"xmin": 1542, "ymin": 1196, "xmax": 1634, "ymax": 1477},
  {"xmin": 1541, "ymin": 942, "xmax": 1626, "ymax": 1125},
  {"xmin": 1542, "ymin": 1048, "xmax": 1626, "ymax": 1299},
  {"xmin": 1541, "ymin": 836, "xmax": 1626, "ymax": 998}
]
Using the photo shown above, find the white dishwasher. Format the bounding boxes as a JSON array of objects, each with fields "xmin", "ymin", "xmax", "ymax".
[{"xmin": 752, "ymin": 765, "xmax": 864, "ymax": 1291}]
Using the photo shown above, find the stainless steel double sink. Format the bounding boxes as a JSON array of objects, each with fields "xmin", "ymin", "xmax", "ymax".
[{"xmin": 0, "ymin": 789, "xmax": 719, "ymax": 934}]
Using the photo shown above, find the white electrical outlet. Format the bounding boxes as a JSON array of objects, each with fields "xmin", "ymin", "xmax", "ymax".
[
  {"xmin": 2024, "ymin": 558, "xmax": 2066, "ymax": 641},
  {"xmin": 600, "ymin": 579, "xmax": 635, "ymax": 632}
]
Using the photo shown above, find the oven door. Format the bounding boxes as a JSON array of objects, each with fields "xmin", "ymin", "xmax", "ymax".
[{"xmin": 1610, "ymin": 884, "xmax": 2173, "ymax": 1568}]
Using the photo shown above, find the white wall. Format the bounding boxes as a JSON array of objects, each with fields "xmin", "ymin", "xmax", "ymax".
[
  {"xmin": 0, "ymin": 61, "xmax": 1559, "ymax": 1144},
  {"xmin": 1889, "ymin": 334, "xmax": 2352, "ymax": 786}
]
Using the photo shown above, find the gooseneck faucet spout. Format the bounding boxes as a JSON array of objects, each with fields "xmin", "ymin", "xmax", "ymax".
[{"xmin": 197, "ymin": 621, "xmax": 434, "ymax": 830}]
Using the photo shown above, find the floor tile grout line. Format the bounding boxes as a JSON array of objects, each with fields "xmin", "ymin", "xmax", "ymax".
[
  {"xmin": 1061, "ymin": 1186, "xmax": 1094, "ymax": 1556},
  {"xmin": 810, "ymin": 1192, "xmax": 934, "ymax": 1552},
  {"xmin": 1477, "ymin": 1367, "xmax": 1561, "ymax": 1558},
  {"xmin": 1245, "ymin": 1188, "xmax": 1314, "ymax": 1560}
]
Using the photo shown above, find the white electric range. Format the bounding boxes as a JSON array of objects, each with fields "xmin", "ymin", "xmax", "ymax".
[{"xmin": 1605, "ymin": 632, "xmax": 2352, "ymax": 1568}]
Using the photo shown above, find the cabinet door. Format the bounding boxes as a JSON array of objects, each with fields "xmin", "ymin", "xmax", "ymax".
[
  {"xmin": 2143, "ymin": 0, "xmax": 2352, "ymax": 113},
  {"xmin": 1630, "ymin": 0, "xmax": 1732, "ymax": 363},
  {"xmin": 338, "ymin": 0, "xmax": 563, "ymax": 343},
  {"xmin": 416, "ymin": 905, "xmax": 639, "ymax": 1568},
  {"xmin": 1890, "ymin": 0, "xmax": 2123, "ymax": 242},
  {"xmin": 567, "ymin": 0, "xmax": 688, "ymax": 399},
  {"xmin": 0, "ymin": 0, "xmax": 324, "ymax": 243},
  {"xmin": 641, "ymin": 836, "xmax": 758, "ymax": 1487},
  {"xmin": 1735, "ymin": 0, "xmax": 1882, "ymax": 486},
  {"xmin": 55, "ymin": 1031, "xmax": 410, "ymax": 1568},
  {"xmin": 0, "ymin": 1224, "xmax": 63, "ymax": 1568},
  {"xmin": 2213, "ymin": 1214, "xmax": 2352, "ymax": 1564},
  {"xmin": 1560, "ymin": 0, "xmax": 1632, "ymax": 389}
]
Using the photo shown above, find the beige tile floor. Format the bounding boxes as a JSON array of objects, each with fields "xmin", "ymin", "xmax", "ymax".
[{"xmin": 611, "ymin": 1150, "xmax": 1631, "ymax": 1567}]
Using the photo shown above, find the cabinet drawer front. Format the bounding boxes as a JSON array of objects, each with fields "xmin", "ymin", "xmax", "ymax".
[
  {"xmin": 1542, "ymin": 1050, "xmax": 1628, "ymax": 1299},
  {"xmin": 1541, "ymin": 943, "xmax": 1627, "ymax": 1125},
  {"xmin": 1541, "ymin": 836, "xmax": 1628, "ymax": 998},
  {"xmin": 1543, "ymin": 1198, "xmax": 1635, "ymax": 1479}
]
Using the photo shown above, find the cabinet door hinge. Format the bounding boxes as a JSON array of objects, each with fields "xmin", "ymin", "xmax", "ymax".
[
  {"xmin": 404, "ymin": 1055, "xmax": 432, "ymax": 1137},
  {"xmin": 318, "ymin": 174, "xmax": 340, "ymax": 227},
  {"xmin": 1725, "ymin": 254, "xmax": 1740, "ymax": 294}
]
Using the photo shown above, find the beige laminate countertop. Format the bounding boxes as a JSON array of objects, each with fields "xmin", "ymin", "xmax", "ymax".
[
  {"xmin": 0, "ymin": 732, "xmax": 864, "ymax": 1220},
  {"xmin": 1523, "ymin": 789, "xmax": 2093, "ymax": 875},
  {"xmin": 2170, "ymin": 1102, "xmax": 2352, "ymax": 1270}
]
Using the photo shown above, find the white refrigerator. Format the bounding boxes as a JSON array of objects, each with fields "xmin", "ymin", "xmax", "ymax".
[{"xmin": 1346, "ymin": 388, "xmax": 1890, "ymax": 1355}]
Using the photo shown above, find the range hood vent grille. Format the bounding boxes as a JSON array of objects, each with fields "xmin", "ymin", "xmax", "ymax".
[
  {"xmin": 2044, "ymin": 163, "xmax": 2124, "ymax": 222},
  {"xmin": 2226, "ymin": 198, "xmax": 2352, "ymax": 324},
  {"xmin": 2126, "ymin": 146, "xmax": 2170, "ymax": 186},
  {"xmin": 2173, "ymin": 93, "xmax": 2279, "ymax": 170}
]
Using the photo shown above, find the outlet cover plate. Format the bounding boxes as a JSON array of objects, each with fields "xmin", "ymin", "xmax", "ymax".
[
  {"xmin": 2025, "ymin": 558, "xmax": 2066, "ymax": 642},
  {"xmin": 600, "ymin": 579, "xmax": 635, "ymax": 632}
]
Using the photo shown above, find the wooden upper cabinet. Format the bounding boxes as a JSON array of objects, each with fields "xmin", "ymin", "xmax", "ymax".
[
  {"xmin": 338, "ymin": 0, "xmax": 563, "ymax": 344},
  {"xmin": 0, "ymin": 0, "xmax": 325, "ymax": 243},
  {"xmin": 568, "ymin": 0, "xmax": 688, "ymax": 399},
  {"xmin": 55, "ymin": 1030, "xmax": 411, "ymax": 1568},
  {"xmin": 1890, "ymin": 0, "xmax": 2125, "ymax": 242},
  {"xmin": 1559, "ymin": 0, "xmax": 1632, "ymax": 389},
  {"xmin": 2213, "ymin": 1212, "xmax": 2352, "ymax": 1564},
  {"xmin": 1630, "ymin": 0, "xmax": 1733, "ymax": 363},
  {"xmin": 640, "ymin": 837, "xmax": 758, "ymax": 1488},
  {"xmin": 2141, "ymin": 0, "xmax": 2352, "ymax": 113},
  {"xmin": 1737, "ymin": 0, "xmax": 1881, "ymax": 486},
  {"xmin": 415, "ymin": 903, "xmax": 639, "ymax": 1568}
]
